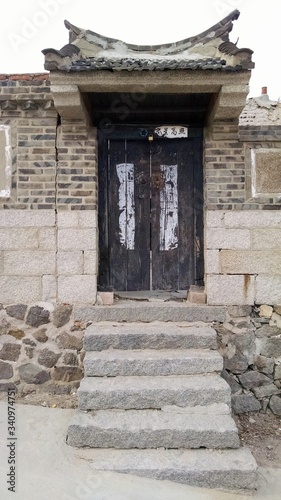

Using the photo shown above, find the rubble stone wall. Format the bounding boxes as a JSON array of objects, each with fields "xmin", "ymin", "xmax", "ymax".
[{"xmin": 216, "ymin": 305, "xmax": 281, "ymax": 417}]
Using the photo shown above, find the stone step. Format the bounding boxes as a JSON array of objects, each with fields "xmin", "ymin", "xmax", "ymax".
[
  {"xmin": 75, "ymin": 303, "xmax": 226, "ymax": 323},
  {"xmin": 84, "ymin": 348, "xmax": 223, "ymax": 377},
  {"xmin": 70, "ymin": 447, "xmax": 257, "ymax": 491},
  {"xmin": 84, "ymin": 322, "xmax": 218, "ymax": 351},
  {"xmin": 78, "ymin": 374, "xmax": 231, "ymax": 410},
  {"xmin": 67, "ymin": 408, "xmax": 240, "ymax": 449}
]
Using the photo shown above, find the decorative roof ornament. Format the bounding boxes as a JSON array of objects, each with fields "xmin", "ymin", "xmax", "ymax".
[{"xmin": 42, "ymin": 9, "xmax": 254, "ymax": 72}]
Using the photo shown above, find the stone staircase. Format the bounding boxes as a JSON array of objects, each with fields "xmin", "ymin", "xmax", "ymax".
[{"xmin": 67, "ymin": 315, "xmax": 258, "ymax": 491}]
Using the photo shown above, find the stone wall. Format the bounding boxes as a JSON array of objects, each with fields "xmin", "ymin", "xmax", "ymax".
[
  {"xmin": 0, "ymin": 302, "xmax": 85, "ymax": 396},
  {"xmin": 205, "ymin": 210, "xmax": 281, "ymax": 306},
  {"xmin": 0, "ymin": 75, "xmax": 98, "ymax": 304},
  {"xmin": 216, "ymin": 305, "xmax": 281, "ymax": 417}
]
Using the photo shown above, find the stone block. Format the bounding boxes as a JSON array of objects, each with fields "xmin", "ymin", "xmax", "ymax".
[
  {"xmin": 207, "ymin": 275, "xmax": 255, "ymax": 306},
  {"xmin": 0, "ymin": 228, "xmax": 38, "ymax": 250},
  {"xmin": 26, "ymin": 306, "xmax": 50, "ymax": 327},
  {"xmin": 78, "ymin": 211, "xmax": 97, "ymax": 228},
  {"xmin": 0, "ymin": 360, "xmax": 13, "ymax": 379},
  {"xmin": 38, "ymin": 348, "xmax": 61, "ymax": 368},
  {"xmin": 270, "ymin": 312, "xmax": 281, "ymax": 328},
  {"xmin": 5, "ymin": 304, "xmax": 27, "ymax": 320},
  {"xmin": 253, "ymin": 383, "xmax": 281, "ymax": 399},
  {"xmin": 57, "ymin": 251, "xmax": 83, "ymax": 275},
  {"xmin": 231, "ymin": 393, "xmax": 261, "ymax": 414},
  {"xmin": 206, "ymin": 228, "xmax": 251, "ymax": 249},
  {"xmin": 18, "ymin": 363, "xmax": 50, "ymax": 384},
  {"xmin": 253, "ymin": 149, "xmax": 281, "ymax": 195},
  {"xmin": 205, "ymin": 250, "xmax": 220, "ymax": 274},
  {"xmin": 227, "ymin": 306, "xmax": 252, "ymax": 317},
  {"xmin": 269, "ymin": 395, "xmax": 281, "ymax": 416},
  {"xmin": 260, "ymin": 336, "xmax": 281, "ymax": 358},
  {"xmin": 259, "ymin": 305, "xmax": 273, "ymax": 319},
  {"xmin": 56, "ymin": 331, "xmax": 83, "ymax": 351},
  {"xmin": 255, "ymin": 356, "xmax": 274, "ymax": 375},
  {"xmin": 58, "ymin": 275, "xmax": 97, "ymax": 303},
  {"xmin": 0, "ymin": 277, "xmax": 41, "ymax": 303},
  {"xmin": 0, "ymin": 210, "xmax": 55, "ymax": 228},
  {"xmin": 4, "ymin": 251, "xmax": 56, "ymax": 275},
  {"xmin": 57, "ymin": 211, "xmax": 79, "ymax": 228},
  {"xmin": 224, "ymin": 211, "xmax": 281, "ymax": 228},
  {"xmin": 53, "ymin": 304, "xmax": 73, "ymax": 328},
  {"xmin": 0, "ymin": 344, "xmax": 21, "ymax": 362},
  {"xmin": 42, "ymin": 275, "xmax": 57, "ymax": 302},
  {"xmin": 221, "ymin": 250, "xmax": 281, "ymax": 275},
  {"xmin": 252, "ymin": 229, "xmax": 281, "ymax": 249},
  {"xmin": 206, "ymin": 211, "xmax": 225, "ymax": 228},
  {"xmin": 187, "ymin": 286, "xmax": 206, "ymax": 304},
  {"xmin": 238, "ymin": 371, "xmax": 272, "ymax": 389},
  {"xmin": 38, "ymin": 228, "xmax": 56, "ymax": 250},
  {"xmin": 83, "ymin": 250, "xmax": 98, "ymax": 275},
  {"xmin": 256, "ymin": 276, "xmax": 281, "ymax": 305},
  {"xmin": 58, "ymin": 229, "xmax": 96, "ymax": 251},
  {"xmin": 97, "ymin": 292, "xmax": 114, "ymax": 306},
  {"xmin": 51, "ymin": 366, "xmax": 83, "ymax": 382},
  {"xmin": 275, "ymin": 365, "xmax": 281, "ymax": 380}
]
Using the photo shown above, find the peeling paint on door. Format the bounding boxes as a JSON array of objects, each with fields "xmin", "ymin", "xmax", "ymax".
[
  {"xmin": 159, "ymin": 164, "xmax": 178, "ymax": 251},
  {"xmin": 116, "ymin": 163, "xmax": 135, "ymax": 250}
]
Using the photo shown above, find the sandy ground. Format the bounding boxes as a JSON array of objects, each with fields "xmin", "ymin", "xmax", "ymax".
[{"xmin": 0, "ymin": 398, "xmax": 281, "ymax": 500}]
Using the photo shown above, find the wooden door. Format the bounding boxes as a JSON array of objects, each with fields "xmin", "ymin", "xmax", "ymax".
[{"xmin": 98, "ymin": 128, "xmax": 203, "ymax": 291}]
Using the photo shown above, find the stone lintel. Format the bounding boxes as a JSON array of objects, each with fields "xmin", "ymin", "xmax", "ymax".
[{"xmin": 51, "ymin": 84, "xmax": 90, "ymax": 125}]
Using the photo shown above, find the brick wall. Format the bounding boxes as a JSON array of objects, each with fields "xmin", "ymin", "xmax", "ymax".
[{"xmin": 0, "ymin": 75, "xmax": 98, "ymax": 305}]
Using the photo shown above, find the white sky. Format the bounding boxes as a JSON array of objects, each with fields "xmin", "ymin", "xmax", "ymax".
[{"xmin": 0, "ymin": 0, "xmax": 280, "ymax": 100}]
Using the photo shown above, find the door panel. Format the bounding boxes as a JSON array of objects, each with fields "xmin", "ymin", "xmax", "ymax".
[{"xmin": 98, "ymin": 129, "xmax": 203, "ymax": 291}]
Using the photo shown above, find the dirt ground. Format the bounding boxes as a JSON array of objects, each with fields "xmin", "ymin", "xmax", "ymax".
[{"xmin": 1, "ymin": 389, "xmax": 280, "ymax": 469}]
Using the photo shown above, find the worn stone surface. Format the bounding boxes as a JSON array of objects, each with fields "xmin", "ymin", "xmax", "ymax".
[
  {"xmin": 8, "ymin": 328, "xmax": 25, "ymax": 340},
  {"xmin": 0, "ymin": 343, "xmax": 21, "ymax": 361},
  {"xmin": 0, "ymin": 360, "xmax": 13, "ymax": 379},
  {"xmin": 238, "ymin": 371, "xmax": 272, "ymax": 389},
  {"xmin": 259, "ymin": 305, "xmax": 273, "ymax": 318},
  {"xmin": 224, "ymin": 351, "xmax": 249, "ymax": 374},
  {"xmin": 26, "ymin": 306, "xmax": 50, "ymax": 328},
  {"xmin": 255, "ymin": 324, "xmax": 281, "ymax": 338},
  {"xmin": 84, "ymin": 323, "xmax": 218, "ymax": 351},
  {"xmin": 270, "ymin": 312, "xmax": 281, "ymax": 328},
  {"xmin": 231, "ymin": 393, "xmax": 262, "ymax": 414},
  {"xmin": 52, "ymin": 366, "xmax": 83, "ymax": 382},
  {"xmin": 18, "ymin": 363, "xmax": 50, "ymax": 384},
  {"xmin": 66, "ymin": 447, "xmax": 257, "ymax": 490},
  {"xmin": 255, "ymin": 355, "xmax": 274, "ymax": 375},
  {"xmin": 53, "ymin": 304, "xmax": 73, "ymax": 328},
  {"xmin": 274, "ymin": 365, "xmax": 281, "ymax": 380},
  {"xmin": 25, "ymin": 347, "xmax": 34, "ymax": 359},
  {"xmin": 62, "ymin": 352, "xmax": 78, "ymax": 366},
  {"xmin": 221, "ymin": 370, "xmax": 241, "ymax": 394},
  {"xmin": 56, "ymin": 331, "xmax": 83, "ymax": 351},
  {"xmin": 67, "ymin": 409, "xmax": 240, "ymax": 449},
  {"xmin": 84, "ymin": 349, "xmax": 222, "ymax": 377},
  {"xmin": 22, "ymin": 338, "xmax": 36, "ymax": 347},
  {"xmin": 78, "ymin": 374, "xmax": 230, "ymax": 410},
  {"xmin": 38, "ymin": 348, "xmax": 61, "ymax": 368},
  {"xmin": 207, "ymin": 275, "xmax": 255, "ymax": 306},
  {"xmin": 253, "ymin": 383, "xmax": 281, "ymax": 399},
  {"xmin": 32, "ymin": 328, "xmax": 48, "ymax": 343},
  {"xmin": 274, "ymin": 305, "xmax": 281, "ymax": 315},
  {"xmin": 227, "ymin": 306, "xmax": 252, "ymax": 317},
  {"xmin": 269, "ymin": 395, "xmax": 281, "ymax": 416},
  {"xmin": 76, "ymin": 304, "xmax": 227, "ymax": 323},
  {"xmin": 5, "ymin": 304, "xmax": 27, "ymax": 320},
  {"xmin": 259, "ymin": 336, "xmax": 281, "ymax": 358},
  {"xmin": 47, "ymin": 384, "xmax": 72, "ymax": 395}
]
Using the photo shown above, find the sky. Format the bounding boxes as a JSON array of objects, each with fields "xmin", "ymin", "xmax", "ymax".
[{"xmin": 0, "ymin": 0, "xmax": 280, "ymax": 100}]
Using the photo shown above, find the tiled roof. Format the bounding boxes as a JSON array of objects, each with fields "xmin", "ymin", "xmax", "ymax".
[{"xmin": 42, "ymin": 10, "xmax": 254, "ymax": 72}]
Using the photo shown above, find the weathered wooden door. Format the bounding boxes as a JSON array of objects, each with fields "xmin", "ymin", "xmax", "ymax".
[{"xmin": 98, "ymin": 127, "xmax": 203, "ymax": 291}]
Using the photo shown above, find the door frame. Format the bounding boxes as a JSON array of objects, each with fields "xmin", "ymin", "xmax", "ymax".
[{"xmin": 97, "ymin": 125, "xmax": 204, "ymax": 292}]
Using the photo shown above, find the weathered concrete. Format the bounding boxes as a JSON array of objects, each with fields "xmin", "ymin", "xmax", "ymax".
[
  {"xmin": 75, "ymin": 304, "xmax": 227, "ymax": 323},
  {"xmin": 84, "ymin": 348, "xmax": 223, "ymax": 377},
  {"xmin": 78, "ymin": 374, "xmax": 231, "ymax": 410},
  {"xmin": 67, "ymin": 409, "xmax": 240, "ymax": 449},
  {"xmin": 84, "ymin": 322, "xmax": 218, "ymax": 351}
]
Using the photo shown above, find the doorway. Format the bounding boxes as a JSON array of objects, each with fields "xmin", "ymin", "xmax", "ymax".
[{"xmin": 98, "ymin": 126, "xmax": 203, "ymax": 291}]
